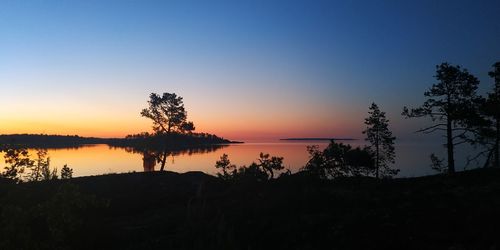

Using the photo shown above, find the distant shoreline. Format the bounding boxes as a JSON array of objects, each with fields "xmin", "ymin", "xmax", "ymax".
[
  {"xmin": 0, "ymin": 133, "xmax": 242, "ymax": 149},
  {"xmin": 280, "ymin": 138, "xmax": 356, "ymax": 141}
]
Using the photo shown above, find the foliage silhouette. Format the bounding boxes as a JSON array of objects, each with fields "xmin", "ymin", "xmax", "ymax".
[
  {"xmin": 215, "ymin": 154, "xmax": 237, "ymax": 180},
  {"xmin": 0, "ymin": 134, "xmax": 235, "ymax": 150},
  {"xmin": 363, "ymin": 103, "xmax": 398, "ymax": 178},
  {"xmin": 2, "ymin": 146, "xmax": 63, "ymax": 182},
  {"xmin": 301, "ymin": 140, "xmax": 374, "ymax": 179},
  {"xmin": 214, "ymin": 153, "xmax": 285, "ymax": 182},
  {"xmin": 481, "ymin": 62, "xmax": 500, "ymax": 168},
  {"xmin": 256, "ymin": 153, "xmax": 285, "ymax": 179},
  {"xmin": 29, "ymin": 149, "xmax": 58, "ymax": 181},
  {"xmin": 403, "ymin": 62, "xmax": 483, "ymax": 173},
  {"xmin": 430, "ymin": 153, "xmax": 446, "ymax": 173},
  {"xmin": 1, "ymin": 147, "xmax": 33, "ymax": 182},
  {"xmin": 0, "ymin": 134, "xmax": 107, "ymax": 148},
  {"xmin": 141, "ymin": 92, "xmax": 195, "ymax": 134},
  {"xmin": 61, "ymin": 164, "xmax": 73, "ymax": 179}
]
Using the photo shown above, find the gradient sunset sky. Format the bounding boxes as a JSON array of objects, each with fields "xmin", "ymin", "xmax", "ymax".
[{"xmin": 1, "ymin": 0, "xmax": 499, "ymax": 140}]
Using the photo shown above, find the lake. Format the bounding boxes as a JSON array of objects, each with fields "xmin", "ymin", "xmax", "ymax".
[{"xmin": 0, "ymin": 140, "xmax": 484, "ymax": 178}]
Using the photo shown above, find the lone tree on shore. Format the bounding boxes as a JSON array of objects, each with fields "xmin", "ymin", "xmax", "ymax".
[
  {"xmin": 140, "ymin": 92, "xmax": 196, "ymax": 171},
  {"xmin": 402, "ymin": 63, "xmax": 483, "ymax": 173},
  {"xmin": 141, "ymin": 92, "xmax": 195, "ymax": 134},
  {"xmin": 363, "ymin": 103, "xmax": 398, "ymax": 178}
]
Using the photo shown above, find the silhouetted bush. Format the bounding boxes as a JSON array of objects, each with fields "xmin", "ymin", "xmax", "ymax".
[
  {"xmin": 60, "ymin": 165, "xmax": 73, "ymax": 179},
  {"xmin": 214, "ymin": 153, "xmax": 285, "ymax": 182},
  {"xmin": 1, "ymin": 147, "xmax": 60, "ymax": 183},
  {"xmin": 301, "ymin": 140, "xmax": 375, "ymax": 179}
]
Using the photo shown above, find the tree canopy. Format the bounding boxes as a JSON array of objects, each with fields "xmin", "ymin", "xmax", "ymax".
[{"xmin": 140, "ymin": 92, "xmax": 195, "ymax": 134}]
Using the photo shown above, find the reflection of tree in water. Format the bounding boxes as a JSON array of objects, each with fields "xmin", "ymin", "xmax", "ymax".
[
  {"xmin": 111, "ymin": 144, "xmax": 228, "ymax": 172},
  {"xmin": 142, "ymin": 151, "xmax": 156, "ymax": 172}
]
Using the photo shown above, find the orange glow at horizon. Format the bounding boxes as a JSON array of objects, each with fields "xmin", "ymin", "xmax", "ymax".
[
  {"xmin": 0, "ymin": 91, "xmax": 364, "ymax": 140},
  {"xmin": 0, "ymin": 113, "xmax": 362, "ymax": 141}
]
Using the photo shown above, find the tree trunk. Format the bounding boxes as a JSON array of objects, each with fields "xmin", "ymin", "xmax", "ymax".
[
  {"xmin": 160, "ymin": 150, "xmax": 167, "ymax": 171},
  {"xmin": 375, "ymin": 144, "xmax": 379, "ymax": 179},
  {"xmin": 495, "ymin": 118, "xmax": 500, "ymax": 168},
  {"xmin": 446, "ymin": 118, "xmax": 455, "ymax": 173},
  {"xmin": 483, "ymin": 149, "xmax": 493, "ymax": 168},
  {"xmin": 375, "ymin": 130, "xmax": 380, "ymax": 179}
]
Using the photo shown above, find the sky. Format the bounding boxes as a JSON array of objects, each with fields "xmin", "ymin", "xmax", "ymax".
[{"xmin": 1, "ymin": 0, "xmax": 499, "ymax": 141}]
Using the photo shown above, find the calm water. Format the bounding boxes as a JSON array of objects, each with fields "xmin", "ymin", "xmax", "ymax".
[{"xmin": 0, "ymin": 140, "xmax": 483, "ymax": 178}]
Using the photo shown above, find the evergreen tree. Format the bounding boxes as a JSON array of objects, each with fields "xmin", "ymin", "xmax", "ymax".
[
  {"xmin": 61, "ymin": 164, "xmax": 73, "ymax": 179},
  {"xmin": 403, "ymin": 63, "xmax": 482, "ymax": 173},
  {"xmin": 215, "ymin": 154, "xmax": 237, "ymax": 180},
  {"xmin": 363, "ymin": 103, "xmax": 398, "ymax": 178},
  {"xmin": 484, "ymin": 62, "xmax": 500, "ymax": 167}
]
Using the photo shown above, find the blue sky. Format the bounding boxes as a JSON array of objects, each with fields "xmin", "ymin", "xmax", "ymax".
[{"xmin": 0, "ymin": 0, "xmax": 499, "ymax": 140}]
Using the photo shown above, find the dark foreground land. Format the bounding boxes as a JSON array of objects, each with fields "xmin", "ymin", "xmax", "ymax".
[{"xmin": 1, "ymin": 169, "xmax": 500, "ymax": 250}]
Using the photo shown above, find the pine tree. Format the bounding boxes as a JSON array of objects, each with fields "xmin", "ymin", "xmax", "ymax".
[
  {"xmin": 485, "ymin": 62, "xmax": 500, "ymax": 167},
  {"xmin": 363, "ymin": 103, "xmax": 398, "ymax": 178},
  {"xmin": 403, "ymin": 63, "xmax": 482, "ymax": 173},
  {"xmin": 61, "ymin": 164, "xmax": 73, "ymax": 179}
]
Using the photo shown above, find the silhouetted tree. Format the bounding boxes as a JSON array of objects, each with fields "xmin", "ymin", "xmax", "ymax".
[
  {"xmin": 484, "ymin": 62, "xmax": 500, "ymax": 168},
  {"xmin": 302, "ymin": 141, "xmax": 374, "ymax": 179},
  {"xmin": 28, "ymin": 149, "xmax": 50, "ymax": 181},
  {"xmin": 26, "ymin": 149, "xmax": 58, "ymax": 181},
  {"xmin": 363, "ymin": 103, "xmax": 398, "ymax": 178},
  {"xmin": 140, "ymin": 92, "xmax": 197, "ymax": 171},
  {"xmin": 61, "ymin": 164, "xmax": 73, "ymax": 179},
  {"xmin": 140, "ymin": 92, "xmax": 195, "ymax": 134},
  {"xmin": 403, "ymin": 63, "xmax": 483, "ymax": 173},
  {"xmin": 157, "ymin": 150, "xmax": 171, "ymax": 172},
  {"xmin": 256, "ymin": 153, "xmax": 284, "ymax": 179},
  {"xmin": 2, "ymin": 147, "xmax": 61, "ymax": 182},
  {"xmin": 1, "ymin": 147, "xmax": 34, "ymax": 182},
  {"xmin": 215, "ymin": 154, "xmax": 237, "ymax": 180}
]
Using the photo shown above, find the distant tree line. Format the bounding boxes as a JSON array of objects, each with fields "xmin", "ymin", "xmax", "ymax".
[{"xmin": 0, "ymin": 134, "xmax": 108, "ymax": 148}]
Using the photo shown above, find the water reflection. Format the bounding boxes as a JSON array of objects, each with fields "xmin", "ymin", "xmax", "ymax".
[
  {"xmin": 142, "ymin": 151, "xmax": 156, "ymax": 172},
  {"xmin": 0, "ymin": 140, "xmax": 483, "ymax": 178},
  {"xmin": 114, "ymin": 144, "xmax": 229, "ymax": 172}
]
